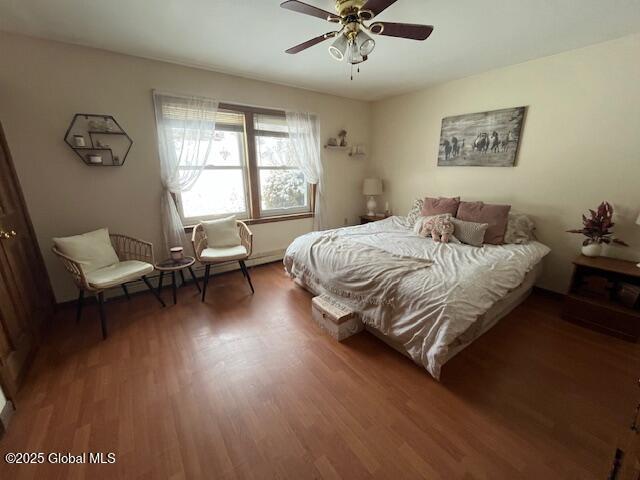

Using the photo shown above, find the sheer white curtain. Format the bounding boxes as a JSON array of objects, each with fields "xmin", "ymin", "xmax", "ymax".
[
  {"xmin": 285, "ymin": 111, "xmax": 325, "ymax": 230},
  {"xmin": 153, "ymin": 91, "xmax": 218, "ymax": 254}
]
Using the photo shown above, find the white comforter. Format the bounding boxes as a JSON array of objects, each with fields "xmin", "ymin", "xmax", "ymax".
[{"xmin": 284, "ymin": 216, "xmax": 550, "ymax": 379}]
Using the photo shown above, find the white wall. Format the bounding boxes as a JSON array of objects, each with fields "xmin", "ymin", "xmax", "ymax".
[
  {"xmin": 0, "ymin": 32, "xmax": 371, "ymax": 302},
  {"xmin": 370, "ymin": 34, "xmax": 640, "ymax": 293},
  {"xmin": 3, "ymin": 31, "xmax": 639, "ymax": 299}
]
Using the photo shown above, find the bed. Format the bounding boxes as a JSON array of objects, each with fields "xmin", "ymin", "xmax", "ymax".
[{"xmin": 283, "ymin": 216, "xmax": 550, "ymax": 379}]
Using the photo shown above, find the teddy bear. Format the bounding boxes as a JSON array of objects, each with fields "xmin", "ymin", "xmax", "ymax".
[{"xmin": 418, "ymin": 214, "xmax": 455, "ymax": 243}]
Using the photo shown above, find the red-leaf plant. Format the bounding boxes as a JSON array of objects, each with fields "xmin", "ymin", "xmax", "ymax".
[{"xmin": 567, "ymin": 201, "xmax": 629, "ymax": 247}]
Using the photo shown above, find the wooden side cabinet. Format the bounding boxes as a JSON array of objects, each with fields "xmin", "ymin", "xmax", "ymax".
[
  {"xmin": 360, "ymin": 214, "xmax": 389, "ymax": 225},
  {"xmin": 563, "ymin": 255, "xmax": 640, "ymax": 342}
]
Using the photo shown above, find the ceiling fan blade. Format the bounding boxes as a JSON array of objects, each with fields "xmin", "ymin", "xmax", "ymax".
[
  {"xmin": 285, "ymin": 32, "xmax": 337, "ymax": 54},
  {"xmin": 363, "ymin": 0, "xmax": 399, "ymax": 17},
  {"xmin": 280, "ymin": 1, "xmax": 340, "ymax": 22},
  {"xmin": 370, "ymin": 22, "xmax": 434, "ymax": 40}
]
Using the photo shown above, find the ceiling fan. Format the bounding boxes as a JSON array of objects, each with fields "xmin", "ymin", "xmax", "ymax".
[{"xmin": 281, "ymin": 0, "xmax": 434, "ymax": 70}]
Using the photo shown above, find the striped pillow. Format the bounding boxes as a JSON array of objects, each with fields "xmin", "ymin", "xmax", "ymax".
[{"xmin": 451, "ymin": 218, "xmax": 489, "ymax": 247}]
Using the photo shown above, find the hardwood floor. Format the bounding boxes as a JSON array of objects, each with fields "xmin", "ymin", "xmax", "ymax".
[{"xmin": 0, "ymin": 263, "xmax": 638, "ymax": 479}]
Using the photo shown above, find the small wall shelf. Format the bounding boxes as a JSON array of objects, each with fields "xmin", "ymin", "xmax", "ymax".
[
  {"xmin": 64, "ymin": 114, "xmax": 133, "ymax": 166},
  {"xmin": 323, "ymin": 145, "xmax": 367, "ymax": 157},
  {"xmin": 324, "ymin": 145, "xmax": 350, "ymax": 151}
]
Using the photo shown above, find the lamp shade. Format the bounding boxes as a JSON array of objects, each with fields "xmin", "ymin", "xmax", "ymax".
[
  {"xmin": 347, "ymin": 40, "xmax": 364, "ymax": 65},
  {"xmin": 363, "ymin": 178, "xmax": 383, "ymax": 196},
  {"xmin": 357, "ymin": 30, "xmax": 375, "ymax": 56},
  {"xmin": 328, "ymin": 33, "xmax": 348, "ymax": 61}
]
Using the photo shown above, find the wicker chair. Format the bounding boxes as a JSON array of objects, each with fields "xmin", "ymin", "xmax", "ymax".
[
  {"xmin": 191, "ymin": 220, "xmax": 254, "ymax": 301},
  {"xmin": 52, "ymin": 233, "xmax": 165, "ymax": 339}
]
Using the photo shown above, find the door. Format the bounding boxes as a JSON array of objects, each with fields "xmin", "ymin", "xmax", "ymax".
[{"xmin": 0, "ymin": 121, "xmax": 54, "ymax": 399}]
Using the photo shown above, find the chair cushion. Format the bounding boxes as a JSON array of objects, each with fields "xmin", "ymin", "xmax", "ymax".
[
  {"xmin": 202, "ymin": 216, "xmax": 241, "ymax": 248},
  {"xmin": 53, "ymin": 228, "xmax": 119, "ymax": 273},
  {"xmin": 201, "ymin": 245, "xmax": 248, "ymax": 262},
  {"xmin": 86, "ymin": 260, "xmax": 154, "ymax": 289}
]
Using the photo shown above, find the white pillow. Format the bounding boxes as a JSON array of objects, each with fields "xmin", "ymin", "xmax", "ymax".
[
  {"xmin": 202, "ymin": 216, "xmax": 241, "ymax": 248},
  {"xmin": 53, "ymin": 228, "xmax": 119, "ymax": 273}
]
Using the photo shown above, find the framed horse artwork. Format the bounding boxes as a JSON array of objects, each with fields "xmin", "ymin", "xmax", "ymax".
[{"xmin": 437, "ymin": 106, "xmax": 526, "ymax": 167}]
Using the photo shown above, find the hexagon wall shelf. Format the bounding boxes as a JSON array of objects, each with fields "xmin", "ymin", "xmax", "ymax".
[{"xmin": 64, "ymin": 114, "xmax": 133, "ymax": 166}]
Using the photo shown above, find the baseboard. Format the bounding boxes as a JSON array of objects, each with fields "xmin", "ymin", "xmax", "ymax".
[
  {"xmin": 191, "ymin": 250, "xmax": 284, "ymax": 277},
  {"xmin": 56, "ymin": 249, "xmax": 285, "ymax": 306},
  {"xmin": 0, "ymin": 399, "xmax": 15, "ymax": 438},
  {"xmin": 532, "ymin": 286, "xmax": 566, "ymax": 301}
]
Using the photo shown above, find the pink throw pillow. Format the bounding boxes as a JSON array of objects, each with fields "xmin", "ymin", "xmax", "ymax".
[
  {"xmin": 456, "ymin": 201, "xmax": 511, "ymax": 244},
  {"xmin": 420, "ymin": 197, "xmax": 460, "ymax": 217}
]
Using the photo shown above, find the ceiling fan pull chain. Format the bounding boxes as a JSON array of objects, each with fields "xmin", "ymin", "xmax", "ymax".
[{"xmin": 350, "ymin": 63, "xmax": 353, "ymax": 81}]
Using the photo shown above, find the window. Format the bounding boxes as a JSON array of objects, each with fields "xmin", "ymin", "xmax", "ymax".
[
  {"xmin": 254, "ymin": 114, "xmax": 308, "ymax": 216},
  {"xmin": 179, "ymin": 110, "xmax": 249, "ymax": 220},
  {"xmin": 177, "ymin": 104, "xmax": 312, "ymax": 224}
]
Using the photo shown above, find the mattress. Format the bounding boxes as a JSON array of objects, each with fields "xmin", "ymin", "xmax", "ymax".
[
  {"xmin": 365, "ymin": 262, "xmax": 542, "ymax": 366},
  {"xmin": 284, "ymin": 216, "xmax": 550, "ymax": 379}
]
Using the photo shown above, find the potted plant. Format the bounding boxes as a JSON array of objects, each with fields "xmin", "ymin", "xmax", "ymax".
[{"xmin": 567, "ymin": 201, "xmax": 628, "ymax": 257}]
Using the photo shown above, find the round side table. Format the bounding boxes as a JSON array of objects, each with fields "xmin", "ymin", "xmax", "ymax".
[{"xmin": 155, "ymin": 256, "xmax": 200, "ymax": 304}]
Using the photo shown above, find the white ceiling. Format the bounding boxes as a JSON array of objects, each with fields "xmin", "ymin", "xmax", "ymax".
[{"xmin": 1, "ymin": 0, "xmax": 639, "ymax": 101}]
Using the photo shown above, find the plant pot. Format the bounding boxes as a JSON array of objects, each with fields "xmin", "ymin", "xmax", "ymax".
[{"xmin": 581, "ymin": 243, "xmax": 603, "ymax": 257}]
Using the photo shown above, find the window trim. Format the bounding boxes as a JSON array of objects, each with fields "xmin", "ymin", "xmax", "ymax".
[
  {"xmin": 183, "ymin": 211, "xmax": 314, "ymax": 232},
  {"xmin": 178, "ymin": 102, "xmax": 314, "ymax": 226}
]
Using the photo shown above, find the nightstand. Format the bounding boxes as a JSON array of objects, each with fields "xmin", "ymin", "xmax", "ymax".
[
  {"xmin": 563, "ymin": 255, "xmax": 640, "ymax": 341},
  {"xmin": 360, "ymin": 215, "xmax": 389, "ymax": 224}
]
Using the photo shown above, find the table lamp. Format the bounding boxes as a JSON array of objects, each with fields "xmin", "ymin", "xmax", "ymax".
[{"xmin": 363, "ymin": 178, "xmax": 383, "ymax": 216}]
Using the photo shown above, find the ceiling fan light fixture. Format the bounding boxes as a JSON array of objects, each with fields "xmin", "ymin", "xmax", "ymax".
[
  {"xmin": 356, "ymin": 30, "xmax": 375, "ymax": 56},
  {"xmin": 347, "ymin": 39, "xmax": 365, "ymax": 65},
  {"xmin": 280, "ymin": 0, "xmax": 434, "ymax": 75},
  {"xmin": 328, "ymin": 33, "xmax": 348, "ymax": 61}
]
